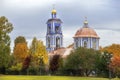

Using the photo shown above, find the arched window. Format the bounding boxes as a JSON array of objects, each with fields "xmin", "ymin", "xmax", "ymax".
[
  {"xmin": 48, "ymin": 26, "xmax": 51, "ymax": 33},
  {"xmin": 48, "ymin": 37, "xmax": 50, "ymax": 48},
  {"xmin": 56, "ymin": 37, "xmax": 60, "ymax": 48},
  {"xmin": 55, "ymin": 27, "xmax": 59, "ymax": 33},
  {"xmin": 92, "ymin": 40, "xmax": 96, "ymax": 49},
  {"xmin": 75, "ymin": 39, "xmax": 79, "ymax": 48},
  {"xmin": 84, "ymin": 41, "xmax": 87, "ymax": 48}
]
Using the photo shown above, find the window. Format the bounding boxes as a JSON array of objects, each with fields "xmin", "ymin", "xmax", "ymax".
[
  {"xmin": 84, "ymin": 41, "xmax": 87, "ymax": 48},
  {"xmin": 55, "ymin": 26, "xmax": 59, "ymax": 33},
  {"xmin": 48, "ymin": 37, "xmax": 50, "ymax": 48},
  {"xmin": 55, "ymin": 23, "xmax": 60, "ymax": 33},
  {"xmin": 48, "ymin": 26, "xmax": 51, "ymax": 33},
  {"xmin": 75, "ymin": 39, "xmax": 78, "ymax": 48},
  {"xmin": 56, "ymin": 37, "xmax": 60, "ymax": 48},
  {"xmin": 47, "ymin": 23, "xmax": 51, "ymax": 33},
  {"xmin": 92, "ymin": 40, "xmax": 96, "ymax": 49}
]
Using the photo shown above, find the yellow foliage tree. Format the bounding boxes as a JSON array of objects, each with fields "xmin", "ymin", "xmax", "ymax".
[
  {"xmin": 13, "ymin": 43, "xmax": 29, "ymax": 63},
  {"xmin": 29, "ymin": 37, "xmax": 48, "ymax": 66},
  {"xmin": 35, "ymin": 40, "xmax": 48, "ymax": 65}
]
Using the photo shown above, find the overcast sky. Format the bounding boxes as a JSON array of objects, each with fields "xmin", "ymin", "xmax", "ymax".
[{"xmin": 0, "ymin": 0, "xmax": 120, "ymax": 50}]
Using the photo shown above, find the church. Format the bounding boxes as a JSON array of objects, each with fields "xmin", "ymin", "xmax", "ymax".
[
  {"xmin": 73, "ymin": 19, "xmax": 100, "ymax": 50},
  {"xmin": 46, "ymin": 8, "xmax": 63, "ymax": 52},
  {"xmin": 46, "ymin": 8, "xmax": 100, "ymax": 55}
]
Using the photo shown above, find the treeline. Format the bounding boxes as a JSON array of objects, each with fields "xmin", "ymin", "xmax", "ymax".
[
  {"xmin": 0, "ymin": 16, "xmax": 120, "ymax": 78},
  {"xmin": 50, "ymin": 48, "xmax": 112, "ymax": 77},
  {"xmin": 49, "ymin": 46, "xmax": 120, "ymax": 78},
  {"xmin": 0, "ymin": 16, "xmax": 48, "ymax": 75}
]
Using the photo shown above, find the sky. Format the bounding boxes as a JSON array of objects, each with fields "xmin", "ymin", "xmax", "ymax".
[{"xmin": 0, "ymin": 0, "xmax": 120, "ymax": 50}]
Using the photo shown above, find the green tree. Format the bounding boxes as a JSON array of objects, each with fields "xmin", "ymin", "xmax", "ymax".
[
  {"xmin": 9, "ymin": 63, "xmax": 22, "ymax": 75},
  {"xmin": 29, "ymin": 37, "xmax": 37, "ymax": 54},
  {"xmin": 95, "ymin": 51, "xmax": 114, "ymax": 78},
  {"xmin": 63, "ymin": 47, "xmax": 98, "ymax": 76},
  {"xmin": 14, "ymin": 36, "xmax": 26, "ymax": 46},
  {"xmin": 0, "ymin": 16, "xmax": 13, "ymax": 74}
]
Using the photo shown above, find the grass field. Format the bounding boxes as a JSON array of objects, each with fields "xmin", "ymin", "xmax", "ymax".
[{"xmin": 0, "ymin": 75, "xmax": 119, "ymax": 80}]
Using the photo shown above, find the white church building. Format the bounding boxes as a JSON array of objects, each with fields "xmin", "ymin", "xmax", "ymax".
[{"xmin": 73, "ymin": 19, "xmax": 100, "ymax": 50}]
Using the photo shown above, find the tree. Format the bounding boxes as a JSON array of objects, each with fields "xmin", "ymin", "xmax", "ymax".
[
  {"xmin": 13, "ymin": 36, "xmax": 28, "ymax": 62},
  {"xmin": 13, "ymin": 43, "xmax": 29, "ymax": 62},
  {"xmin": 110, "ymin": 56, "xmax": 120, "ymax": 77},
  {"xmin": 21, "ymin": 56, "xmax": 31, "ymax": 75},
  {"xmin": 9, "ymin": 63, "xmax": 22, "ymax": 75},
  {"xmin": 101, "ymin": 44, "xmax": 120, "ymax": 56},
  {"xmin": 29, "ymin": 37, "xmax": 48, "ymax": 75},
  {"xmin": 29, "ymin": 37, "xmax": 48, "ymax": 65},
  {"xmin": 63, "ymin": 47, "xmax": 98, "ymax": 76},
  {"xmin": 29, "ymin": 37, "xmax": 37, "ymax": 54},
  {"xmin": 14, "ymin": 36, "xmax": 26, "ymax": 45},
  {"xmin": 95, "ymin": 51, "xmax": 113, "ymax": 77},
  {"xmin": 0, "ymin": 16, "xmax": 13, "ymax": 74},
  {"xmin": 22, "ymin": 56, "xmax": 31, "ymax": 70},
  {"xmin": 13, "ymin": 42, "xmax": 29, "ymax": 74},
  {"xmin": 101, "ymin": 44, "xmax": 120, "ymax": 77},
  {"xmin": 49, "ymin": 54, "xmax": 60, "ymax": 74}
]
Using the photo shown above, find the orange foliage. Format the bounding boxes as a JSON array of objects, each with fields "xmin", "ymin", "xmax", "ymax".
[
  {"xmin": 101, "ymin": 44, "xmax": 120, "ymax": 56},
  {"xmin": 111, "ymin": 56, "xmax": 120, "ymax": 67},
  {"xmin": 102, "ymin": 44, "xmax": 120, "ymax": 75},
  {"xmin": 13, "ymin": 43, "xmax": 29, "ymax": 62},
  {"xmin": 110, "ymin": 56, "xmax": 120, "ymax": 75}
]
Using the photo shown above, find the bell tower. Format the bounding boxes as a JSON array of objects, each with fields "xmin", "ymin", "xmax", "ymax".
[{"xmin": 46, "ymin": 7, "xmax": 63, "ymax": 52}]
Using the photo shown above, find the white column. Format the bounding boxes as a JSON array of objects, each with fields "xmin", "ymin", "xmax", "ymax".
[
  {"xmin": 90, "ymin": 38, "xmax": 92, "ymax": 48},
  {"xmin": 96, "ymin": 38, "xmax": 99, "ymax": 50},
  {"xmin": 81, "ymin": 38, "xmax": 83, "ymax": 47},
  {"xmin": 88, "ymin": 38, "xmax": 91, "ymax": 48},
  {"xmin": 78, "ymin": 38, "xmax": 79, "ymax": 47}
]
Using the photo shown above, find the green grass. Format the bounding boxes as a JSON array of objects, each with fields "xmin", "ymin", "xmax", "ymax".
[{"xmin": 0, "ymin": 75, "xmax": 119, "ymax": 80}]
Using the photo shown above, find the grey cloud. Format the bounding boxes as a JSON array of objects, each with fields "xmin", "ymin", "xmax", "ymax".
[{"xmin": 0, "ymin": 0, "xmax": 120, "ymax": 48}]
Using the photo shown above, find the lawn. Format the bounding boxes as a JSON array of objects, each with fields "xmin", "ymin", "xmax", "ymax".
[{"xmin": 0, "ymin": 75, "xmax": 119, "ymax": 80}]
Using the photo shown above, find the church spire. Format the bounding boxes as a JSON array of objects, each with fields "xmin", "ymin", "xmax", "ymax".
[
  {"xmin": 46, "ymin": 6, "xmax": 63, "ymax": 52},
  {"xmin": 51, "ymin": 4, "xmax": 57, "ymax": 18},
  {"xmin": 83, "ymin": 17, "xmax": 89, "ymax": 28}
]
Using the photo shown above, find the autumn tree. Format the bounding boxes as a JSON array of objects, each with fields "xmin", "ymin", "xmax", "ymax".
[
  {"xmin": 12, "ymin": 36, "xmax": 29, "ymax": 74},
  {"xmin": 14, "ymin": 36, "xmax": 26, "ymax": 45},
  {"xmin": 110, "ymin": 56, "xmax": 120, "ymax": 77},
  {"xmin": 49, "ymin": 54, "xmax": 60, "ymax": 74},
  {"xmin": 29, "ymin": 37, "xmax": 48, "ymax": 74},
  {"xmin": 29, "ymin": 37, "xmax": 37, "ymax": 54},
  {"xmin": 14, "ymin": 43, "xmax": 29, "ymax": 62},
  {"xmin": 0, "ymin": 16, "xmax": 13, "ymax": 74},
  {"xmin": 101, "ymin": 44, "xmax": 120, "ymax": 77},
  {"xmin": 101, "ymin": 44, "xmax": 120, "ymax": 56},
  {"xmin": 13, "ymin": 36, "xmax": 29, "ymax": 63},
  {"xmin": 29, "ymin": 37, "xmax": 48, "ymax": 65}
]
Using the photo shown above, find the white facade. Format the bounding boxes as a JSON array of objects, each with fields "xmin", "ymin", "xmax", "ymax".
[
  {"xmin": 46, "ymin": 9, "xmax": 63, "ymax": 52},
  {"xmin": 73, "ymin": 20, "xmax": 100, "ymax": 50},
  {"xmin": 74, "ymin": 37, "xmax": 99, "ymax": 50}
]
